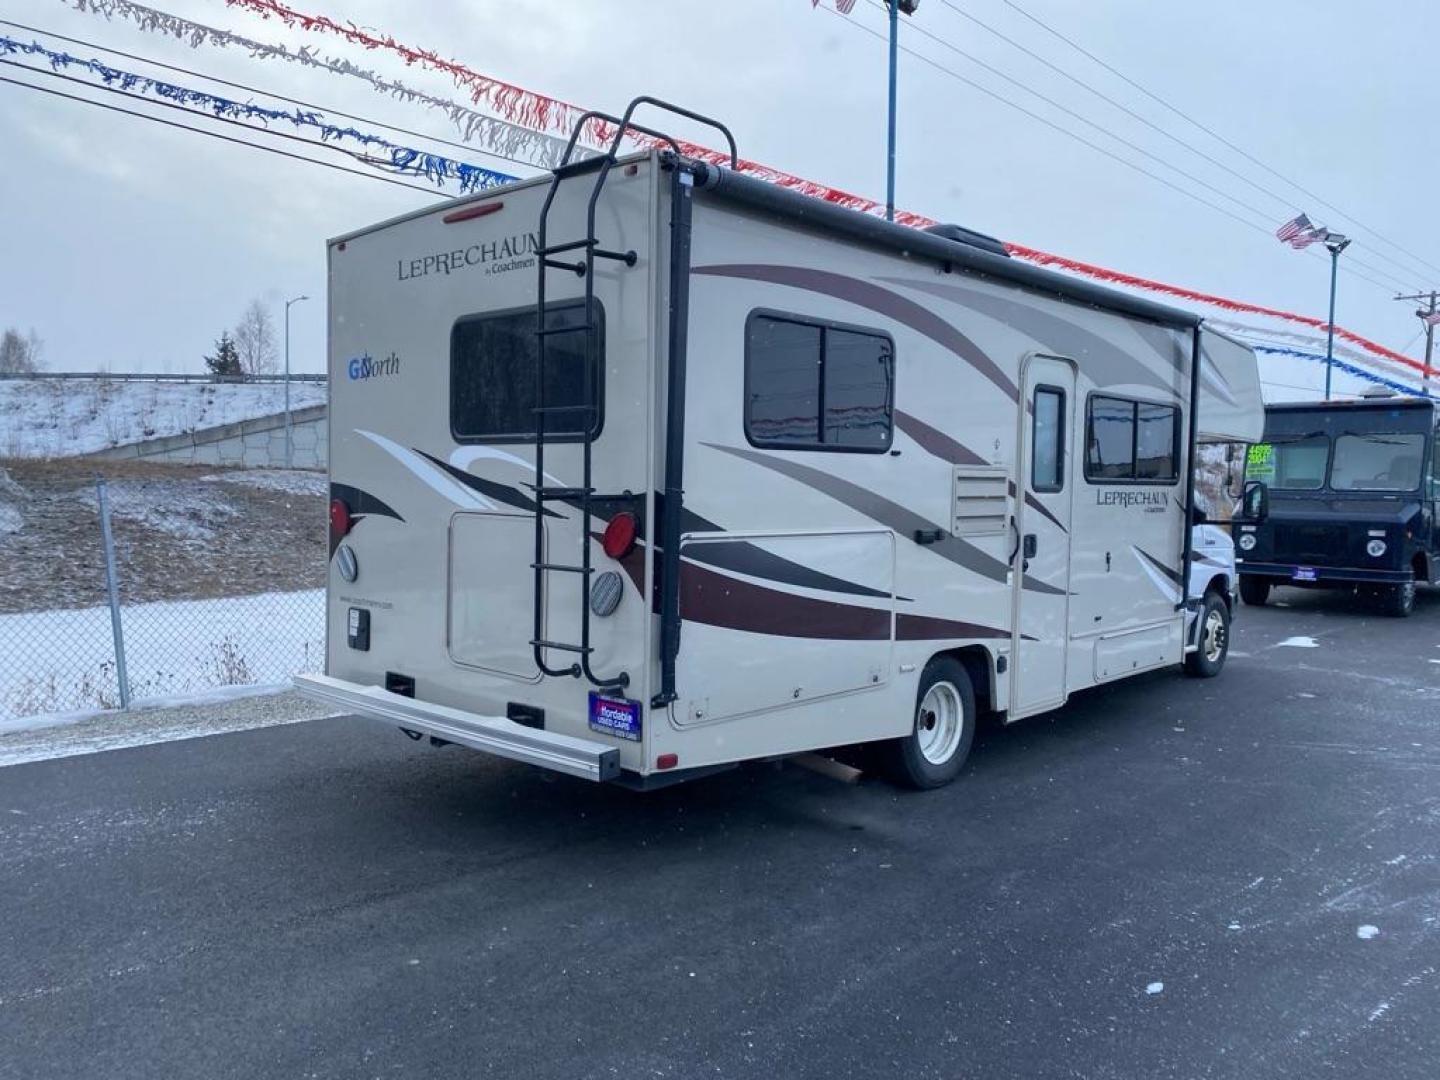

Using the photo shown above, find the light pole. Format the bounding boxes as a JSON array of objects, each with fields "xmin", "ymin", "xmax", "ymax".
[
  {"xmin": 284, "ymin": 294, "xmax": 308, "ymax": 468},
  {"xmin": 885, "ymin": 0, "xmax": 919, "ymax": 222},
  {"xmin": 1321, "ymin": 234, "xmax": 1349, "ymax": 401}
]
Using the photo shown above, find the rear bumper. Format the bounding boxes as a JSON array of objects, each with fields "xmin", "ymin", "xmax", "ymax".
[
  {"xmin": 1237, "ymin": 561, "xmax": 1413, "ymax": 586},
  {"xmin": 294, "ymin": 674, "xmax": 621, "ymax": 782}
]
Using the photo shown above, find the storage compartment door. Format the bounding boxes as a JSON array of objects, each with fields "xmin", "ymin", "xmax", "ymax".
[{"xmin": 674, "ymin": 529, "xmax": 895, "ymax": 725}]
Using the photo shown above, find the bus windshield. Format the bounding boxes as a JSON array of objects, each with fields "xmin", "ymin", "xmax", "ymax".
[
  {"xmin": 1245, "ymin": 436, "xmax": 1329, "ymax": 490},
  {"xmin": 1329, "ymin": 432, "xmax": 1426, "ymax": 491}
]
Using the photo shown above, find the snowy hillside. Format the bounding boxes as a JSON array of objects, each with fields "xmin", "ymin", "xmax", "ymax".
[{"xmin": 0, "ymin": 378, "xmax": 327, "ymax": 459}]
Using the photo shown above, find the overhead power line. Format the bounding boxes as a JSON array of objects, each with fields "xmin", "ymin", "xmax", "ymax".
[
  {"xmin": 0, "ymin": 72, "xmax": 440, "ymax": 194},
  {"xmin": 990, "ymin": 0, "xmax": 1440, "ymax": 282},
  {"xmin": 830, "ymin": 6, "xmax": 1404, "ymax": 296}
]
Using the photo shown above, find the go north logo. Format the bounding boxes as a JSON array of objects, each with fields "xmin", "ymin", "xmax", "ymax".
[{"xmin": 348, "ymin": 351, "xmax": 401, "ymax": 381}]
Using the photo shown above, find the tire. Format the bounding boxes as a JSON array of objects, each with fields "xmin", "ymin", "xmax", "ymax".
[
  {"xmin": 1239, "ymin": 576, "xmax": 1271, "ymax": 607},
  {"xmin": 1185, "ymin": 591, "xmax": 1231, "ymax": 678},
  {"xmin": 883, "ymin": 657, "xmax": 976, "ymax": 790},
  {"xmin": 1379, "ymin": 580, "xmax": 1416, "ymax": 618}
]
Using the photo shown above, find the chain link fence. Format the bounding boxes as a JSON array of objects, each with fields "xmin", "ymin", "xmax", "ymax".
[{"xmin": 0, "ymin": 459, "xmax": 325, "ymax": 723}]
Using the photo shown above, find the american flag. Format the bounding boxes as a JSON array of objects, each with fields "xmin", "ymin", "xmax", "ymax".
[
  {"xmin": 813, "ymin": 0, "xmax": 859, "ymax": 12},
  {"xmin": 1421, "ymin": 310, "xmax": 1440, "ymax": 328},
  {"xmin": 1275, "ymin": 212, "xmax": 1312, "ymax": 244}
]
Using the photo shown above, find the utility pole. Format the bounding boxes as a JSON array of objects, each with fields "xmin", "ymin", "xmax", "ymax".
[
  {"xmin": 1394, "ymin": 290, "xmax": 1438, "ymax": 388},
  {"xmin": 884, "ymin": 0, "xmax": 920, "ymax": 222}
]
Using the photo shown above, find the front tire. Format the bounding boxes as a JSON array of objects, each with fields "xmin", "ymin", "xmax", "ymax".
[
  {"xmin": 884, "ymin": 657, "xmax": 976, "ymax": 790},
  {"xmin": 1379, "ymin": 580, "xmax": 1416, "ymax": 618},
  {"xmin": 1185, "ymin": 591, "xmax": 1230, "ymax": 678},
  {"xmin": 1239, "ymin": 576, "xmax": 1271, "ymax": 607}
]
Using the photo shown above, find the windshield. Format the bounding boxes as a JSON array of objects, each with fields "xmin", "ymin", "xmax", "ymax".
[
  {"xmin": 1330, "ymin": 432, "xmax": 1427, "ymax": 491},
  {"xmin": 1245, "ymin": 436, "xmax": 1328, "ymax": 489}
]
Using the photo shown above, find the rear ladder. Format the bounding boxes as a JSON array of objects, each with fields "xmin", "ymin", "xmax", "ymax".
[{"xmin": 529, "ymin": 97, "xmax": 737, "ymax": 694}]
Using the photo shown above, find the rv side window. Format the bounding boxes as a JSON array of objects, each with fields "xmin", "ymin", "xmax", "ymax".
[
  {"xmin": 1085, "ymin": 395, "xmax": 1180, "ymax": 483},
  {"xmin": 1031, "ymin": 387, "xmax": 1065, "ymax": 492},
  {"xmin": 450, "ymin": 300, "xmax": 603, "ymax": 443},
  {"xmin": 745, "ymin": 312, "xmax": 893, "ymax": 451}
]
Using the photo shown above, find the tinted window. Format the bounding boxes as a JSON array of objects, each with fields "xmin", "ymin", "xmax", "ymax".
[
  {"xmin": 1331, "ymin": 432, "xmax": 1426, "ymax": 491},
  {"xmin": 1086, "ymin": 396, "xmax": 1180, "ymax": 482},
  {"xmin": 1032, "ymin": 387, "xmax": 1065, "ymax": 491},
  {"xmin": 1135, "ymin": 402, "xmax": 1179, "ymax": 480},
  {"xmin": 451, "ymin": 301, "xmax": 602, "ymax": 442},
  {"xmin": 746, "ymin": 313, "xmax": 893, "ymax": 451},
  {"xmin": 746, "ymin": 318, "xmax": 821, "ymax": 446},
  {"xmin": 1086, "ymin": 396, "xmax": 1134, "ymax": 479}
]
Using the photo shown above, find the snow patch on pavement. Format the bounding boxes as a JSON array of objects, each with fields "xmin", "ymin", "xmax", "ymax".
[
  {"xmin": 1357, "ymin": 924, "xmax": 1380, "ymax": 940},
  {"xmin": 1277, "ymin": 636, "xmax": 1320, "ymax": 649}
]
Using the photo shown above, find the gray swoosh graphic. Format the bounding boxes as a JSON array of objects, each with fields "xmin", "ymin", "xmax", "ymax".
[
  {"xmin": 694, "ymin": 264, "xmax": 1018, "ymax": 401},
  {"xmin": 707, "ymin": 443, "xmax": 1065, "ymax": 596},
  {"xmin": 885, "ymin": 277, "xmax": 1170, "ymax": 395}
]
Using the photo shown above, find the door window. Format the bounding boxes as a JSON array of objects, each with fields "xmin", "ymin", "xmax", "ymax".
[{"xmin": 1031, "ymin": 386, "xmax": 1065, "ymax": 492}]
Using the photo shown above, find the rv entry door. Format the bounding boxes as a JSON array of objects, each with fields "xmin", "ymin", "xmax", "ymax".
[{"xmin": 1011, "ymin": 355, "xmax": 1076, "ymax": 716}]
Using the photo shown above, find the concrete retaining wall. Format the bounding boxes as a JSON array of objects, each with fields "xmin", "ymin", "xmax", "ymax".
[{"xmin": 87, "ymin": 405, "xmax": 328, "ymax": 468}]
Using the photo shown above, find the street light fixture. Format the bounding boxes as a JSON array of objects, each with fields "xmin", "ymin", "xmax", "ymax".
[
  {"xmin": 884, "ymin": 0, "xmax": 920, "ymax": 222},
  {"xmin": 284, "ymin": 294, "xmax": 309, "ymax": 468}
]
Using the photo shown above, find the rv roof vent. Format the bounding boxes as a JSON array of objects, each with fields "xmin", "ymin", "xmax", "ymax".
[
  {"xmin": 1360, "ymin": 385, "xmax": 1397, "ymax": 399},
  {"xmin": 922, "ymin": 223, "xmax": 1010, "ymax": 258}
]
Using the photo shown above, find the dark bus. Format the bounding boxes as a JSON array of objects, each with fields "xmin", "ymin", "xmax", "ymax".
[{"xmin": 1236, "ymin": 394, "xmax": 1439, "ymax": 616}]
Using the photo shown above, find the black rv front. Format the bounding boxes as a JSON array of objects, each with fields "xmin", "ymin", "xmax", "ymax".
[{"xmin": 1235, "ymin": 396, "xmax": 1439, "ymax": 616}]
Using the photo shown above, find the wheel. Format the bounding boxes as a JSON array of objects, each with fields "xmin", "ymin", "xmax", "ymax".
[
  {"xmin": 1238, "ymin": 576, "xmax": 1270, "ymax": 607},
  {"xmin": 1379, "ymin": 580, "xmax": 1416, "ymax": 618},
  {"xmin": 1185, "ymin": 591, "xmax": 1230, "ymax": 678},
  {"xmin": 884, "ymin": 657, "xmax": 976, "ymax": 790}
]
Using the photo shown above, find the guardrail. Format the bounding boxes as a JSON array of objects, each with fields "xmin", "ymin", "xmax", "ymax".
[{"xmin": 0, "ymin": 371, "xmax": 328, "ymax": 384}]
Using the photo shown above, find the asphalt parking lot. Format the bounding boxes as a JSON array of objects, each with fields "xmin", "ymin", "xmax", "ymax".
[{"xmin": 2, "ymin": 589, "xmax": 1438, "ymax": 1080}]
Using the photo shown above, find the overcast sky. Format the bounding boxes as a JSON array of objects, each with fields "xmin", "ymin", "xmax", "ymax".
[{"xmin": 2, "ymin": 0, "xmax": 1437, "ymax": 375}]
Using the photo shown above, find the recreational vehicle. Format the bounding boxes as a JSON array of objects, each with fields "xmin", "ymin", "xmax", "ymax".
[
  {"xmin": 297, "ymin": 99, "xmax": 1264, "ymax": 789},
  {"xmin": 1236, "ymin": 393, "xmax": 1439, "ymax": 616}
]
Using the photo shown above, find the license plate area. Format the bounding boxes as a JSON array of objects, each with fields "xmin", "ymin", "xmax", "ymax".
[
  {"xmin": 1292, "ymin": 566, "xmax": 1318, "ymax": 582},
  {"xmin": 588, "ymin": 693, "xmax": 642, "ymax": 742}
]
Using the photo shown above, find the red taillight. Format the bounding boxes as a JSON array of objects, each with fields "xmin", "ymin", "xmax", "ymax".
[
  {"xmin": 601, "ymin": 512, "xmax": 637, "ymax": 560},
  {"xmin": 656, "ymin": 753, "xmax": 679, "ymax": 771},
  {"xmin": 330, "ymin": 498, "xmax": 353, "ymax": 538}
]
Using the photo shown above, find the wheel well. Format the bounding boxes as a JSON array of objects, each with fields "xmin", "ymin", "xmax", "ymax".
[
  {"xmin": 933, "ymin": 646, "xmax": 995, "ymax": 715},
  {"xmin": 1204, "ymin": 573, "xmax": 1231, "ymax": 610}
]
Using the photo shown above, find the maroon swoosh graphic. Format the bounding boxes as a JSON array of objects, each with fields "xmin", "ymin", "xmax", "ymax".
[
  {"xmin": 610, "ymin": 537, "xmax": 1007, "ymax": 642},
  {"xmin": 695, "ymin": 264, "xmax": 1019, "ymax": 402},
  {"xmin": 896, "ymin": 409, "xmax": 1068, "ymax": 536}
]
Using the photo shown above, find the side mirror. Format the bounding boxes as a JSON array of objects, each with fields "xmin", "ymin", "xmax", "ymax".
[{"xmin": 1241, "ymin": 479, "xmax": 1269, "ymax": 522}]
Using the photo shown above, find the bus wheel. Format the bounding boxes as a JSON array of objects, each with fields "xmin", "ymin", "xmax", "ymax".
[
  {"xmin": 1380, "ymin": 580, "xmax": 1416, "ymax": 618},
  {"xmin": 885, "ymin": 658, "xmax": 975, "ymax": 790},
  {"xmin": 1185, "ymin": 591, "xmax": 1230, "ymax": 678},
  {"xmin": 1239, "ymin": 576, "xmax": 1270, "ymax": 607}
]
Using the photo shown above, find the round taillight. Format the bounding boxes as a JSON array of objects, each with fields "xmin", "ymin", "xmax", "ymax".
[
  {"xmin": 330, "ymin": 498, "xmax": 353, "ymax": 538},
  {"xmin": 601, "ymin": 512, "xmax": 637, "ymax": 560}
]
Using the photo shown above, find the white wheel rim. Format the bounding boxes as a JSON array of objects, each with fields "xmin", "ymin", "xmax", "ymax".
[
  {"xmin": 1203, "ymin": 609, "xmax": 1227, "ymax": 663},
  {"xmin": 916, "ymin": 681, "xmax": 964, "ymax": 765}
]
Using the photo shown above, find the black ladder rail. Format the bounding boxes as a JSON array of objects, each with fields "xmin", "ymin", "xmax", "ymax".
[{"xmin": 529, "ymin": 96, "xmax": 739, "ymax": 695}]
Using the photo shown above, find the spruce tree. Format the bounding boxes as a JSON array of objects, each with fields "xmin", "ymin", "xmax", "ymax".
[{"xmin": 204, "ymin": 331, "xmax": 243, "ymax": 378}]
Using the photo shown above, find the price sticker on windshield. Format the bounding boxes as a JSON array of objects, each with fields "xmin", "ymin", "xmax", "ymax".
[{"xmin": 1246, "ymin": 443, "xmax": 1276, "ymax": 483}]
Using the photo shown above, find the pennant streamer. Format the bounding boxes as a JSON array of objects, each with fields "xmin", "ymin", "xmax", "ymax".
[
  {"xmin": 67, "ymin": 0, "xmax": 579, "ymax": 167},
  {"xmin": 61, "ymin": 0, "xmax": 1432, "ymax": 379},
  {"xmin": 1, "ymin": 33, "xmax": 517, "ymax": 192},
  {"xmin": 1249, "ymin": 342, "xmax": 1435, "ymax": 399}
]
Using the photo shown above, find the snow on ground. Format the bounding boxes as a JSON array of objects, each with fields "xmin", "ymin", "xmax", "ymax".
[
  {"xmin": 0, "ymin": 378, "xmax": 326, "ymax": 459},
  {"xmin": 79, "ymin": 477, "xmax": 240, "ymax": 541},
  {"xmin": 201, "ymin": 468, "xmax": 329, "ymax": 497},
  {"xmin": 0, "ymin": 588, "xmax": 323, "ymax": 720}
]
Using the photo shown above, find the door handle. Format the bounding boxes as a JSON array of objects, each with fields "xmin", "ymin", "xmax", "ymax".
[{"xmin": 1022, "ymin": 533, "xmax": 1037, "ymax": 572}]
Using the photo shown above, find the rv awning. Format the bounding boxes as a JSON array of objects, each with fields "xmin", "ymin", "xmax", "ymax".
[{"xmin": 1197, "ymin": 327, "xmax": 1264, "ymax": 443}]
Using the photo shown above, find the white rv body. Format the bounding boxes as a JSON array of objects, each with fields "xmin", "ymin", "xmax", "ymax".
[{"xmin": 299, "ymin": 145, "xmax": 1260, "ymax": 786}]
